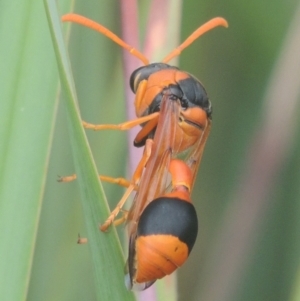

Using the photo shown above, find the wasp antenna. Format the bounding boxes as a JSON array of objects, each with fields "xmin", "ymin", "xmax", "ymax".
[
  {"xmin": 62, "ymin": 14, "xmax": 149, "ymax": 65},
  {"xmin": 162, "ymin": 17, "xmax": 228, "ymax": 63}
]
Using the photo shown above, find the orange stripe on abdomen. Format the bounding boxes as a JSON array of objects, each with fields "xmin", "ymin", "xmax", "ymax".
[{"xmin": 134, "ymin": 234, "xmax": 188, "ymax": 283}]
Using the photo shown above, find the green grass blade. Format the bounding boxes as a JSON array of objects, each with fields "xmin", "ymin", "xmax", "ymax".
[
  {"xmin": 0, "ymin": 1, "xmax": 60, "ymax": 299},
  {"xmin": 44, "ymin": 1, "xmax": 135, "ymax": 300}
]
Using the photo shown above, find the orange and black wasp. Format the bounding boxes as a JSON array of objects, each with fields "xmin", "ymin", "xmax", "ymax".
[{"xmin": 61, "ymin": 13, "xmax": 227, "ymax": 289}]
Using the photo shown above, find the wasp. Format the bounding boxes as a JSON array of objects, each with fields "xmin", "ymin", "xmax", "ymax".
[{"xmin": 61, "ymin": 13, "xmax": 227, "ymax": 289}]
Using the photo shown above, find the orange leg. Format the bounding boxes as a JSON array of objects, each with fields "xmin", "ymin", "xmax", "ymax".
[
  {"xmin": 58, "ymin": 174, "xmax": 132, "ymax": 188},
  {"xmin": 113, "ymin": 210, "xmax": 129, "ymax": 227},
  {"xmin": 77, "ymin": 234, "xmax": 88, "ymax": 244},
  {"xmin": 134, "ymin": 114, "xmax": 159, "ymax": 146},
  {"xmin": 57, "ymin": 174, "xmax": 77, "ymax": 183},
  {"xmin": 100, "ymin": 139, "xmax": 153, "ymax": 232},
  {"xmin": 82, "ymin": 112, "xmax": 159, "ymax": 131}
]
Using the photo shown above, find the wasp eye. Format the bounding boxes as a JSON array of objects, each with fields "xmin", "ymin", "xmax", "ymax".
[
  {"xmin": 180, "ymin": 98, "xmax": 188, "ymax": 110},
  {"xmin": 169, "ymin": 94, "xmax": 179, "ymax": 101}
]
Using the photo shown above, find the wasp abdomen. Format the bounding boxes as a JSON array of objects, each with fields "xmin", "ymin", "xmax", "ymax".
[{"xmin": 133, "ymin": 197, "xmax": 198, "ymax": 283}]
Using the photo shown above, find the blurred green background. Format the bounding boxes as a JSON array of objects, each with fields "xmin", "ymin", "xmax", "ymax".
[{"xmin": 2, "ymin": 0, "xmax": 300, "ymax": 300}]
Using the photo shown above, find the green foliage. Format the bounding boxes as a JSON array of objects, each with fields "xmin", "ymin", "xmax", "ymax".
[{"xmin": 0, "ymin": 1, "xmax": 61, "ymax": 299}]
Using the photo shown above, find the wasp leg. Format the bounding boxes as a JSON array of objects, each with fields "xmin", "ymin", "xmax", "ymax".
[
  {"xmin": 77, "ymin": 233, "xmax": 88, "ymax": 244},
  {"xmin": 113, "ymin": 210, "xmax": 129, "ymax": 227},
  {"xmin": 100, "ymin": 176, "xmax": 132, "ymax": 188},
  {"xmin": 82, "ymin": 112, "xmax": 159, "ymax": 131},
  {"xmin": 134, "ymin": 114, "xmax": 159, "ymax": 147},
  {"xmin": 100, "ymin": 139, "xmax": 153, "ymax": 232},
  {"xmin": 58, "ymin": 174, "xmax": 133, "ymax": 189},
  {"xmin": 58, "ymin": 174, "xmax": 77, "ymax": 182}
]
